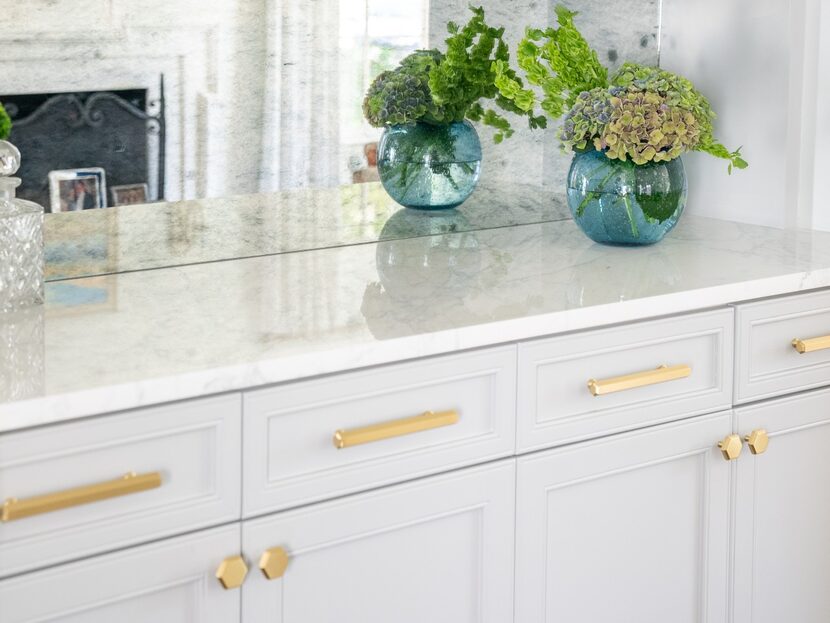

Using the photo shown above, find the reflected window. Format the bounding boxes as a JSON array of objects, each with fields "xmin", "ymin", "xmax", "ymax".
[{"xmin": 339, "ymin": 0, "xmax": 428, "ymax": 184}]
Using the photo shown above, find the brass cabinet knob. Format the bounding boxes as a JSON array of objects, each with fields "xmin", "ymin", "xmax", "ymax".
[
  {"xmin": 216, "ymin": 555, "xmax": 248, "ymax": 590},
  {"xmin": 259, "ymin": 546, "xmax": 290, "ymax": 580},
  {"xmin": 744, "ymin": 429, "xmax": 769, "ymax": 455},
  {"xmin": 717, "ymin": 434, "xmax": 743, "ymax": 461}
]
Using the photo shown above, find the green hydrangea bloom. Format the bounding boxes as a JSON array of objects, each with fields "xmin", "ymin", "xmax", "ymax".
[
  {"xmin": 362, "ymin": 50, "xmax": 447, "ymax": 127},
  {"xmin": 0, "ymin": 104, "xmax": 11, "ymax": 141},
  {"xmin": 558, "ymin": 87, "xmax": 613, "ymax": 152},
  {"xmin": 597, "ymin": 90, "xmax": 701, "ymax": 165},
  {"xmin": 363, "ymin": 7, "xmax": 543, "ymax": 143}
]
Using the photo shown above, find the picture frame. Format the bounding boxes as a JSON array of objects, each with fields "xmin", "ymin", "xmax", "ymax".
[
  {"xmin": 111, "ymin": 183, "xmax": 149, "ymax": 207},
  {"xmin": 47, "ymin": 168, "xmax": 107, "ymax": 213}
]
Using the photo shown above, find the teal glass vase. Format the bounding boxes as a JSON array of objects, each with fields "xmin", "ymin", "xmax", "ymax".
[
  {"xmin": 377, "ymin": 121, "xmax": 481, "ymax": 210},
  {"xmin": 566, "ymin": 149, "xmax": 687, "ymax": 246}
]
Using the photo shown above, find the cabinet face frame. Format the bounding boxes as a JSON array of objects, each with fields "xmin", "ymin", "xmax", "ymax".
[
  {"xmin": 240, "ymin": 460, "xmax": 516, "ymax": 623},
  {"xmin": 733, "ymin": 388, "xmax": 830, "ymax": 623},
  {"xmin": 515, "ymin": 411, "xmax": 733, "ymax": 623}
]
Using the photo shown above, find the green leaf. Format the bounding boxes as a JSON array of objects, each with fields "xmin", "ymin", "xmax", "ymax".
[
  {"xmin": 496, "ymin": 4, "xmax": 608, "ymax": 127},
  {"xmin": 0, "ymin": 104, "xmax": 10, "ymax": 141},
  {"xmin": 635, "ymin": 189, "xmax": 684, "ymax": 223}
]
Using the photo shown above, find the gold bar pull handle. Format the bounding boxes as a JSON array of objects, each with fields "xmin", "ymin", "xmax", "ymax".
[
  {"xmin": 587, "ymin": 364, "xmax": 692, "ymax": 397},
  {"xmin": 1, "ymin": 471, "xmax": 162, "ymax": 522},
  {"xmin": 333, "ymin": 410, "xmax": 459, "ymax": 449},
  {"xmin": 792, "ymin": 335, "xmax": 830, "ymax": 354}
]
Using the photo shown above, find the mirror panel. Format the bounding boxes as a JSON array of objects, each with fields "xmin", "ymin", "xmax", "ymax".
[{"xmin": 7, "ymin": 1, "xmax": 660, "ymax": 278}]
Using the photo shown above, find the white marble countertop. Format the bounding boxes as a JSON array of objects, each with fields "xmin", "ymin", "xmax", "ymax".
[{"xmin": 3, "ymin": 214, "xmax": 830, "ymax": 433}]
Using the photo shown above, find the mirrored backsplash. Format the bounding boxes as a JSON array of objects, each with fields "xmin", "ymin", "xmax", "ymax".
[
  {"xmin": 7, "ymin": 0, "xmax": 659, "ymax": 214},
  {"xmin": 44, "ymin": 181, "xmax": 569, "ymax": 281}
]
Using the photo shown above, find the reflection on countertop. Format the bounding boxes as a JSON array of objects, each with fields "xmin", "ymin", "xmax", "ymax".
[
  {"xmin": 5, "ymin": 214, "xmax": 830, "ymax": 430},
  {"xmin": 44, "ymin": 182, "xmax": 569, "ymax": 281}
]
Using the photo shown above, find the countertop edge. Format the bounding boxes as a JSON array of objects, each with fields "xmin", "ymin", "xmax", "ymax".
[{"xmin": 3, "ymin": 268, "xmax": 829, "ymax": 434}]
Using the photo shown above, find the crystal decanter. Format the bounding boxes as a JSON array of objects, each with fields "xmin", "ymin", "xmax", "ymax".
[{"xmin": 0, "ymin": 140, "xmax": 44, "ymax": 312}]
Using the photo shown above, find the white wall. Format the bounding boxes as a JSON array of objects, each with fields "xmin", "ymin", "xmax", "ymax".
[
  {"xmin": 661, "ymin": 0, "xmax": 825, "ymax": 230},
  {"xmin": 814, "ymin": 3, "xmax": 830, "ymax": 231}
]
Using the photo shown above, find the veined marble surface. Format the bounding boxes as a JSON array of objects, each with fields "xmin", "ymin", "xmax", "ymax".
[
  {"xmin": 4, "ymin": 215, "xmax": 830, "ymax": 432},
  {"xmin": 44, "ymin": 182, "xmax": 569, "ymax": 281}
]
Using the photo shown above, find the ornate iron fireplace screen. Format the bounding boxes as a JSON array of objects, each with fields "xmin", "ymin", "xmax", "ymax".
[{"xmin": 2, "ymin": 77, "xmax": 165, "ymax": 210}]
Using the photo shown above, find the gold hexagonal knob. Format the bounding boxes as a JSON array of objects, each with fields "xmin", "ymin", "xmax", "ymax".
[
  {"xmin": 718, "ymin": 434, "xmax": 743, "ymax": 461},
  {"xmin": 259, "ymin": 546, "xmax": 290, "ymax": 580},
  {"xmin": 744, "ymin": 429, "xmax": 769, "ymax": 455},
  {"xmin": 216, "ymin": 555, "xmax": 248, "ymax": 590}
]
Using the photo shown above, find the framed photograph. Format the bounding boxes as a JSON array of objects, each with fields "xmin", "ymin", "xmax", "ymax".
[
  {"xmin": 48, "ymin": 168, "xmax": 107, "ymax": 213},
  {"xmin": 111, "ymin": 183, "xmax": 149, "ymax": 207}
]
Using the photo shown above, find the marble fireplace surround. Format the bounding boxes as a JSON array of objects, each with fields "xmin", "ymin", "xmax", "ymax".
[{"xmin": 1, "ymin": 1, "xmax": 229, "ymax": 202}]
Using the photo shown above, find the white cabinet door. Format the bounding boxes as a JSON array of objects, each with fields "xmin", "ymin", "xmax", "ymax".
[
  {"xmin": 516, "ymin": 412, "xmax": 732, "ymax": 623},
  {"xmin": 241, "ymin": 460, "xmax": 515, "ymax": 623},
  {"xmin": 733, "ymin": 388, "xmax": 830, "ymax": 623},
  {"xmin": 0, "ymin": 525, "xmax": 241, "ymax": 623}
]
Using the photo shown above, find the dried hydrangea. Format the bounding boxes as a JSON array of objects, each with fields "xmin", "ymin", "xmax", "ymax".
[
  {"xmin": 610, "ymin": 63, "xmax": 745, "ymax": 171},
  {"xmin": 612, "ymin": 62, "xmax": 712, "ymax": 142},
  {"xmin": 558, "ymin": 87, "xmax": 614, "ymax": 152},
  {"xmin": 596, "ymin": 90, "xmax": 701, "ymax": 165}
]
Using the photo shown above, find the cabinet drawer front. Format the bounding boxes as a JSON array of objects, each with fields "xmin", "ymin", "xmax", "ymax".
[
  {"xmin": 735, "ymin": 289, "xmax": 830, "ymax": 403},
  {"xmin": 242, "ymin": 460, "xmax": 515, "ymax": 623},
  {"xmin": 0, "ymin": 524, "xmax": 240, "ymax": 623},
  {"xmin": 0, "ymin": 395, "xmax": 241, "ymax": 578},
  {"xmin": 243, "ymin": 346, "xmax": 516, "ymax": 516},
  {"xmin": 518, "ymin": 309, "xmax": 733, "ymax": 451}
]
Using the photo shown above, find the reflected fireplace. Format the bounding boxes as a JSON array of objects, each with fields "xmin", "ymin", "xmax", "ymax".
[{"xmin": 0, "ymin": 78, "xmax": 165, "ymax": 211}]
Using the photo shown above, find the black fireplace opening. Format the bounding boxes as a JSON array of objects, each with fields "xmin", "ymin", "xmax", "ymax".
[{"xmin": 0, "ymin": 80, "xmax": 165, "ymax": 211}]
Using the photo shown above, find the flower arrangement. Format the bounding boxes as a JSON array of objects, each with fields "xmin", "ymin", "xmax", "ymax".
[
  {"xmin": 494, "ymin": 6, "xmax": 746, "ymax": 172},
  {"xmin": 492, "ymin": 5, "xmax": 746, "ymax": 244},
  {"xmin": 362, "ymin": 6, "xmax": 548, "ymax": 209},
  {"xmin": 363, "ymin": 6, "xmax": 544, "ymax": 143},
  {"xmin": 0, "ymin": 104, "xmax": 11, "ymax": 141}
]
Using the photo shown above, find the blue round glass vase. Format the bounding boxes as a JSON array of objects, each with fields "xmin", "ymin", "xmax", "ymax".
[
  {"xmin": 377, "ymin": 121, "xmax": 482, "ymax": 210},
  {"xmin": 566, "ymin": 149, "xmax": 687, "ymax": 246}
]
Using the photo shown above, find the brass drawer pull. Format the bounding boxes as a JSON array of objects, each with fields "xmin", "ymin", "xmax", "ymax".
[
  {"xmin": 587, "ymin": 364, "xmax": 692, "ymax": 397},
  {"xmin": 333, "ymin": 410, "xmax": 459, "ymax": 449},
  {"xmin": 791, "ymin": 335, "xmax": 830, "ymax": 354},
  {"xmin": 1, "ymin": 471, "xmax": 162, "ymax": 522}
]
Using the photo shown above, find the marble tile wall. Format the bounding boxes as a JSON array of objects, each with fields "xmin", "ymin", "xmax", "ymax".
[{"xmin": 816, "ymin": 6, "xmax": 830, "ymax": 232}]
